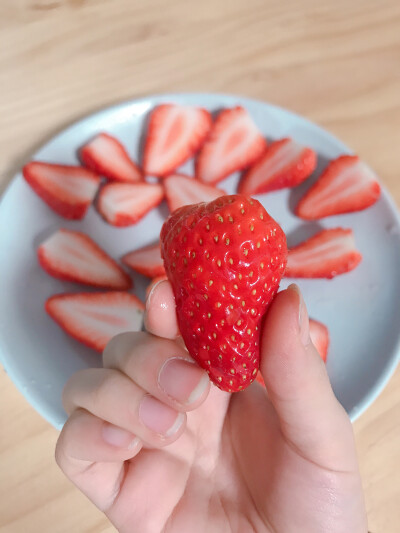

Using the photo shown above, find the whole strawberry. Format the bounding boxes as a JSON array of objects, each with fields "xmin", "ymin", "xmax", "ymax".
[{"xmin": 160, "ymin": 195, "xmax": 287, "ymax": 392}]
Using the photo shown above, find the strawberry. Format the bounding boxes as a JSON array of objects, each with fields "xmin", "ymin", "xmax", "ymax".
[
  {"xmin": 80, "ymin": 132, "xmax": 142, "ymax": 183},
  {"xmin": 309, "ymin": 318, "xmax": 329, "ymax": 362},
  {"xmin": 143, "ymin": 104, "xmax": 212, "ymax": 177},
  {"xmin": 238, "ymin": 138, "xmax": 317, "ymax": 195},
  {"xmin": 285, "ymin": 228, "xmax": 362, "ymax": 279},
  {"xmin": 195, "ymin": 106, "xmax": 267, "ymax": 185},
  {"xmin": 164, "ymin": 173, "xmax": 226, "ymax": 213},
  {"xmin": 296, "ymin": 155, "xmax": 381, "ymax": 219},
  {"xmin": 161, "ymin": 195, "xmax": 287, "ymax": 392},
  {"xmin": 38, "ymin": 229, "xmax": 132, "ymax": 290},
  {"xmin": 46, "ymin": 291, "xmax": 145, "ymax": 352},
  {"xmin": 23, "ymin": 161, "xmax": 100, "ymax": 220},
  {"xmin": 145, "ymin": 275, "xmax": 168, "ymax": 298},
  {"xmin": 256, "ymin": 316, "xmax": 330, "ymax": 387},
  {"xmin": 97, "ymin": 182, "xmax": 164, "ymax": 226},
  {"xmin": 122, "ymin": 242, "xmax": 165, "ymax": 278}
]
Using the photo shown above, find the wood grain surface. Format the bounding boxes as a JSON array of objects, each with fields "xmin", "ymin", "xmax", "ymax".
[{"xmin": 0, "ymin": 0, "xmax": 399, "ymax": 531}]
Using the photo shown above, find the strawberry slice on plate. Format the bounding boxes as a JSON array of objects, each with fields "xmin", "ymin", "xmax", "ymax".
[
  {"xmin": 97, "ymin": 182, "xmax": 164, "ymax": 226},
  {"xmin": 23, "ymin": 162, "xmax": 100, "ymax": 220},
  {"xmin": 238, "ymin": 138, "xmax": 317, "ymax": 194},
  {"xmin": 80, "ymin": 132, "xmax": 142, "ymax": 183},
  {"xmin": 122, "ymin": 242, "xmax": 165, "ymax": 278},
  {"xmin": 285, "ymin": 228, "xmax": 362, "ymax": 279},
  {"xmin": 46, "ymin": 292, "xmax": 145, "ymax": 352},
  {"xmin": 38, "ymin": 229, "xmax": 132, "ymax": 290},
  {"xmin": 195, "ymin": 106, "xmax": 267, "ymax": 185},
  {"xmin": 296, "ymin": 155, "xmax": 381, "ymax": 219},
  {"xmin": 143, "ymin": 104, "xmax": 212, "ymax": 177},
  {"xmin": 309, "ymin": 318, "xmax": 329, "ymax": 362},
  {"xmin": 164, "ymin": 173, "xmax": 226, "ymax": 212}
]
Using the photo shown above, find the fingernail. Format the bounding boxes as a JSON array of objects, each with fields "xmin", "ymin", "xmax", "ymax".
[
  {"xmin": 158, "ymin": 358, "xmax": 209, "ymax": 405},
  {"xmin": 139, "ymin": 395, "xmax": 185, "ymax": 437},
  {"xmin": 288, "ymin": 284, "xmax": 310, "ymax": 346},
  {"xmin": 146, "ymin": 279, "xmax": 165, "ymax": 309},
  {"xmin": 102, "ymin": 423, "xmax": 139, "ymax": 449}
]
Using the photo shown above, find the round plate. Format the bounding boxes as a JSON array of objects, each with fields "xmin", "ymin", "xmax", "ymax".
[{"xmin": 0, "ymin": 93, "xmax": 399, "ymax": 429}]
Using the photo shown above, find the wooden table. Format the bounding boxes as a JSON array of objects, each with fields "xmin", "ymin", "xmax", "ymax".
[{"xmin": 0, "ymin": 1, "xmax": 399, "ymax": 531}]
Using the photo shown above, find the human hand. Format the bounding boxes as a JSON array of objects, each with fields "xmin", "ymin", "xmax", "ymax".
[{"xmin": 56, "ymin": 282, "xmax": 368, "ymax": 533}]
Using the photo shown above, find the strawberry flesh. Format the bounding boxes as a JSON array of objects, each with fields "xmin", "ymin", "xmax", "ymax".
[
  {"xmin": 164, "ymin": 173, "xmax": 226, "ymax": 213},
  {"xmin": 38, "ymin": 229, "xmax": 132, "ymax": 290},
  {"xmin": 81, "ymin": 132, "xmax": 142, "ymax": 183},
  {"xmin": 238, "ymin": 138, "xmax": 317, "ymax": 194},
  {"xmin": 296, "ymin": 155, "xmax": 381, "ymax": 219},
  {"xmin": 122, "ymin": 243, "xmax": 165, "ymax": 278},
  {"xmin": 97, "ymin": 182, "xmax": 164, "ymax": 226},
  {"xmin": 143, "ymin": 104, "xmax": 212, "ymax": 177},
  {"xmin": 161, "ymin": 195, "xmax": 287, "ymax": 392},
  {"xmin": 46, "ymin": 292, "xmax": 144, "ymax": 352},
  {"xmin": 196, "ymin": 107, "xmax": 267, "ymax": 184},
  {"xmin": 285, "ymin": 228, "xmax": 362, "ymax": 279},
  {"xmin": 23, "ymin": 161, "xmax": 100, "ymax": 220}
]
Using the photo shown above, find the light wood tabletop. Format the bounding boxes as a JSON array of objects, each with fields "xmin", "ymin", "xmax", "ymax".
[{"xmin": 1, "ymin": 1, "xmax": 399, "ymax": 531}]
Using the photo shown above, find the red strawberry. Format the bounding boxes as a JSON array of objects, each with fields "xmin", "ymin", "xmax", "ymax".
[
  {"xmin": 23, "ymin": 162, "xmax": 100, "ymax": 220},
  {"xmin": 143, "ymin": 104, "xmax": 212, "ymax": 177},
  {"xmin": 164, "ymin": 173, "xmax": 226, "ymax": 212},
  {"xmin": 296, "ymin": 155, "xmax": 381, "ymax": 219},
  {"xmin": 309, "ymin": 318, "xmax": 329, "ymax": 362},
  {"xmin": 122, "ymin": 243, "xmax": 165, "ymax": 278},
  {"xmin": 80, "ymin": 133, "xmax": 142, "ymax": 183},
  {"xmin": 38, "ymin": 229, "xmax": 132, "ymax": 290},
  {"xmin": 238, "ymin": 138, "xmax": 317, "ymax": 194},
  {"xmin": 145, "ymin": 275, "xmax": 168, "ymax": 298},
  {"xmin": 97, "ymin": 182, "xmax": 164, "ymax": 226},
  {"xmin": 256, "ymin": 317, "xmax": 329, "ymax": 387},
  {"xmin": 161, "ymin": 195, "xmax": 287, "ymax": 392},
  {"xmin": 196, "ymin": 106, "xmax": 267, "ymax": 184},
  {"xmin": 46, "ymin": 291, "xmax": 145, "ymax": 352},
  {"xmin": 285, "ymin": 228, "xmax": 362, "ymax": 279}
]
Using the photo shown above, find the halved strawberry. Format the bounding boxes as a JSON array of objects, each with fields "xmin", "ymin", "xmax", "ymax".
[
  {"xmin": 145, "ymin": 275, "xmax": 168, "ymax": 298},
  {"xmin": 38, "ymin": 229, "xmax": 132, "ymax": 290},
  {"xmin": 122, "ymin": 243, "xmax": 165, "ymax": 278},
  {"xmin": 309, "ymin": 318, "xmax": 329, "ymax": 362},
  {"xmin": 46, "ymin": 292, "xmax": 145, "ymax": 352},
  {"xmin": 238, "ymin": 138, "xmax": 317, "ymax": 195},
  {"xmin": 296, "ymin": 155, "xmax": 381, "ymax": 219},
  {"xmin": 97, "ymin": 182, "xmax": 164, "ymax": 226},
  {"xmin": 164, "ymin": 173, "xmax": 226, "ymax": 212},
  {"xmin": 285, "ymin": 228, "xmax": 362, "ymax": 279},
  {"xmin": 143, "ymin": 104, "xmax": 212, "ymax": 177},
  {"xmin": 80, "ymin": 133, "xmax": 142, "ymax": 183},
  {"xmin": 196, "ymin": 106, "xmax": 267, "ymax": 184},
  {"xmin": 23, "ymin": 162, "xmax": 100, "ymax": 220}
]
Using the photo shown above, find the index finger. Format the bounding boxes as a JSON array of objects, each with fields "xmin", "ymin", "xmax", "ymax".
[{"xmin": 144, "ymin": 280, "xmax": 180, "ymax": 339}]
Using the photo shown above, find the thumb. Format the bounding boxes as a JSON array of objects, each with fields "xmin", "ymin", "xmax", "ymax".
[{"xmin": 260, "ymin": 284, "xmax": 357, "ymax": 471}]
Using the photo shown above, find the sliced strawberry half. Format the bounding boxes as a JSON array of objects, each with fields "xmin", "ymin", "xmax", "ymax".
[
  {"xmin": 143, "ymin": 104, "xmax": 212, "ymax": 177},
  {"xmin": 285, "ymin": 228, "xmax": 362, "ymax": 279},
  {"xmin": 238, "ymin": 138, "xmax": 317, "ymax": 195},
  {"xmin": 122, "ymin": 243, "xmax": 165, "ymax": 278},
  {"xmin": 296, "ymin": 155, "xmax": 381, "ymax": 219},
  {"xmin": 46, "ymin": 292, "xmax": 145, "ymax": 352},
  {"xmin": 80, "ymin": 132, "xmax": 142, "ymax": 183},
  {"xmin": 23, "ymin": 162, "xmax": 100, "ymax": 220},
  {"xmin": 196, "ymin": 106, "xmax": 267, "ymax": 184},
  {"xmin": 38, "ymin": 229, "xmax": 132, "ymax": 290},
  {"xmin": 97, "ymin": 182, "xmax": 164, "ymax": 226},
  {"xmin": 163, "ymin": 173, "xmax": 226, "ymax": 212},
  {"xmin": 309, "ymin": 319, "xmax": 329, "ymax": 362}
]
